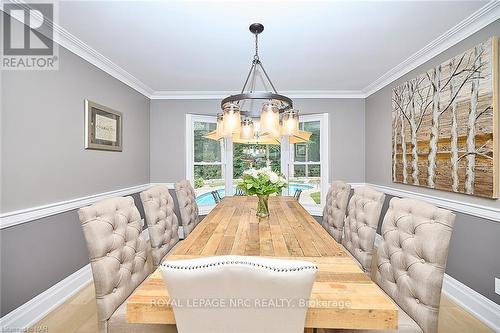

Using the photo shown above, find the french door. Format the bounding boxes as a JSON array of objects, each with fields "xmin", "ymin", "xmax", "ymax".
[{"xmin": 186, "ymin": 113, "xmax": 328, "ymax": 211}]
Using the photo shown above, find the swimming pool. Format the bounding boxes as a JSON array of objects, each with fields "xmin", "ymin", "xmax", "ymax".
[{"xmin": 196, "ymin": 183, "xmax": 314, "ymax": 205}]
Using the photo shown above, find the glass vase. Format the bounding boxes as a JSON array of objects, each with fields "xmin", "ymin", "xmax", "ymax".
[{"xmin": 256, "ymin": 194, "xmax": 270, "ymax": 218}]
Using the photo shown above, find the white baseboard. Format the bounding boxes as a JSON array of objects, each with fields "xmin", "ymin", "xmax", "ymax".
[
  {"xmin": 375, "ymin": 234, "xmax": 500, "ymax": 332},
  {"xmin": 0, "ymin": 264, "xmax": 93, "ymax": 330},
  {"xmin": 0, "ymin": 229, "xmax": 150, "ymax": 330},
  {"xmin": 443, "ymin": 274, "xmax": 500, "ymax": 332},
  {"xmin": 2, "ymin": 181, "xmax": 498, "ymax": 331}
]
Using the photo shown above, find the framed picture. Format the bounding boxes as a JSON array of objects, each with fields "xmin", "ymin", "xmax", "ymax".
[
  {"xmin": 392, "ymin": 37, "xmax": 498, "ymax": 198},
  {"xmin": 84, "ymin": 100, "xmax": 122, "ymax": 151}
]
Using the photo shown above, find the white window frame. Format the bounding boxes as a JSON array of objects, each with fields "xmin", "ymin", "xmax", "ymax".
[
  {"xmin": 287, "ymin": 113, "xmax": 329, "ymax": 213},
  {"xmin": 186, "ymin": 113, "xmax": 329, "ymax": 215},
  {"xmin": 185, "ymin": 114, "xmax": 226, "ymax": 191}
]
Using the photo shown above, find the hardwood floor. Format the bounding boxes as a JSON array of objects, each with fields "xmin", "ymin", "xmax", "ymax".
[{"xmin": 30, "ymin": 281, "xmax": 493, "ymax": 333}]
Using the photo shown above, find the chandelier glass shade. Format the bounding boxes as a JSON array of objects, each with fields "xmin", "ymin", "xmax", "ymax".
[
  {"xmin": 259, "ymin": 102, "xmax": 280, "ymax": 137},
  {"xmin": 281, "ymin": 109, "xmax": 300, "ymax": 136},
  {"xmin": 207, "ymin": 23, "xmax": 310, "ymax": 144},
  {"xmin": 216, "ymin": 113, "xmax": 224, "ymax": 137},
  {"xmin": 222, "ymin": 103, "xmax": 241, "ymax": 137},
  {"xmin": 240, "ymin": 118, "xmax": 255, "ymax": 140}
]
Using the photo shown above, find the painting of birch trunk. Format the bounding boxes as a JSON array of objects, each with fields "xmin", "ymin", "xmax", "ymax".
[{"xmin": 392, "ymin": 37, "xmax": 498, "ymax": 198}]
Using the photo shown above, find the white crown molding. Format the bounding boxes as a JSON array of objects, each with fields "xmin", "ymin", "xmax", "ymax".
[
  {"xmin": 53, "ymin": 26, "xmax": 154, "ymax": 97},
  {"xmin": 0, "ymin": 184, "xmax": 152, "ymax": 230},
  {"xmin": 149, "ymin": 90, "xmax": 366, "ymax": 100},
  {"xmin": 366, "ymin": 183, "xmax": 500, "ymax": 223},
  {"xmin": 10, "ymin": 1, "xmax": 499, "ymax": 101},
  {"xmin": 362, "ymin": 0, "xmax": 500, "ymax": 97},
  {"xmin": 6, "ymin": 0, "xmax": 154, "ymax": 97}
]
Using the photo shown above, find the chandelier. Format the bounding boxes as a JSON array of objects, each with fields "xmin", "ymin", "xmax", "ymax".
[{"xmin": 206, "ymin": 23, "xmax": 310, "ymax": 144}]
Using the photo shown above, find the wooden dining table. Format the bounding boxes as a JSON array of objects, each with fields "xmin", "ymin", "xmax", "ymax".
[{"xmin": 127, "ymin": 196, "xmax": 397, "ymax": 330}]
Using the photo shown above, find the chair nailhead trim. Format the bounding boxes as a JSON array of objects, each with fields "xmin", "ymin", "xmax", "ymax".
[{"xmin": 162, "ymin": 260, "xmax": 317, "ymax": 272}]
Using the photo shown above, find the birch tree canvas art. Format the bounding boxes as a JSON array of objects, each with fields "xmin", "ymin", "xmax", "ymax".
[{"xmin": 392, "ymin": 37, "xmax": 498, "ymax": 198}]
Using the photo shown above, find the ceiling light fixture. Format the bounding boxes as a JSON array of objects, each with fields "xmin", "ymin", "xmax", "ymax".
[{"xmin": 209, "ymin": 23, "xmax": 308, "ymax": 144}]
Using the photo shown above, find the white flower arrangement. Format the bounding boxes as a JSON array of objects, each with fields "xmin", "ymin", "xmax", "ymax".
[{"xmin": 239, "ymin": 167, "xmax": 287, "ymax": 195}]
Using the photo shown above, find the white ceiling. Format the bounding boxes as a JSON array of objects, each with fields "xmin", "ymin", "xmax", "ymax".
[{"xmin": 56, "ymin": 0, "xmax": 490, "ymax": 94}]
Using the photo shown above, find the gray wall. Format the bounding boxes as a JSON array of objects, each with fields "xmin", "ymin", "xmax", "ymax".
[
  {"xmin": 1, "ymin": 47, "xmax": 150, "ymax": 213},
  {"xmin": 0, "ymin": 46, "xmax": 150, "ymax": 316},
  {"xmin": 0, "ymin": 192, "xmax": 145, "ymax": 317},
  {"xmin": 150, "ymin": 98, "xmax": 365, "ymax": 183},
  {"xmin": 365, "ymin": 20, "xmax": 500, "ymax": 304}
]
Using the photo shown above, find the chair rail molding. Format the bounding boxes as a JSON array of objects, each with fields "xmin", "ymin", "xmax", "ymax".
[
  {"xmin": 366, "ymin": 183, "xmax": 500, "ymax": 223},
  {"xmin": 0, "ymin": 184, "xmax": 152, "ymax": 229}
]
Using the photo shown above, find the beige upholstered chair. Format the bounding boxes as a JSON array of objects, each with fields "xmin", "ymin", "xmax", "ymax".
[
  {"xmin": 374, "ymin": 197, "xmax": 456, "ymax": 333},
  {"xmin": 342, "ymin": 186, "xmax": 385, "ymax": 273},
  {"xmin": 78, "ymin": 197, "xmax": 175, "ymax": 333},
  {"xmin": 320, "ymin": 181, "xmax": 351, "ymax": 242},
  {"xmin": 175, "ymin": 180, "xmax": 200, "ymax": 237},
  {"xmin": 160, "ymin": 255, "xmax": 317, "ymax": 333},
  {"xmin": 140, "ymin": 185, "xmax": 180, "ymax": 267},
  {"xmin": 328, "ymin": 198, "xmax": 456, "ymax": 333}
]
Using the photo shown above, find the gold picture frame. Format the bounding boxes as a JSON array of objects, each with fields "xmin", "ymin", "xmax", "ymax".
[{"xmin": 84, "ymin": 100, "xmax": 122, "ymax": 151}]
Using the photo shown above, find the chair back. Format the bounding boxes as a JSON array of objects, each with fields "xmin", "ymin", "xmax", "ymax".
[
  {"xmin": 140, "ymin": 185, "xmax": 180, "ymax": 267},
  {"xmin": 160, "ymin": 255, "xmax": 317, "ymax": 333},
  {"xmin": 235, "ymin": 188, "xmax": 245, "ymax": 196},
  {"xmin": 175, "ymin": 180, "xmax": 199, "ymax": 237},
  {"xmin": 211, "ymin": 190, "xmax": 222, "ymax": 204},
  {"xmin": 77, "ymin": 197, "xmax": 151, "ymax": 330},
  {"xmin": 342, "ymin": 186, "xmax": 385, "ymax": 273},
  {"xmin": 376, "ymin": 197, "xmax": 455, "ymax": 333},
  {"xmin": 321, "ymin": 181, "xmax": 351, "ymax": 242},
  {"xmin": 293, "ymin": 189, "xmax": 302, "ymax": 200}
]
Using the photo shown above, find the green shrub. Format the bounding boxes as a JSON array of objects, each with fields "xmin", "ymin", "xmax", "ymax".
[
  {"xmin": 194, "ymin": 177, "xmax": 204, "ymax": 188},
  {"xmin": 310, "ymin": 191, "xmax": 321, "ymax": 204}
]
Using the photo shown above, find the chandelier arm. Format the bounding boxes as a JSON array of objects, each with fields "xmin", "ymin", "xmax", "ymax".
[
  {"xmin": 257, "ymin": 61, "xmax": 278, "ymax": 94},
  {"xmin": 240, "ymin": 62, "xmax": 257, "ymax": 94}
]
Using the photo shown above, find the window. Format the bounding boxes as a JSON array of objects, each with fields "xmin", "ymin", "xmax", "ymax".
[
  {"xmin": 186, "ymin": 115, "xmax": 225, "ymax": 206},
  {"xmin": 186, "ymin": 113, "xmax": 328, "ymax": 211},
  {"xmin": 287, "ymin": 114, "xmax": 328, "ymax": 209},
  {"xmin": 233, "ymin": 143, "xmax": 281, "ymax": 187}
]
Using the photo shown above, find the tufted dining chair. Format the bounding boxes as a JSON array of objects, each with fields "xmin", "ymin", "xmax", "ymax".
[
  {"xmin": 374, "ymin": 197, "xmax": 456, "ymax": 333},
  {"xmin": 160, "ymin": 255, "xmax": 317, "ymax": 333},
  {"xmin": 320, "ymin": 181, "xmax": 351, "ymax": 242},
  {"xmin": 175, "ymin": 180, "xmax": 200, "ymax": 237},
  {"xmin": 342, "ymin": 186, "xmax": 385, "ymax": 274},
  {"xmin": 140, "ymin": 185, "xmax": 180, "ymax": 268},
  {"xmin": 78, "ymin": 196, "xmax": 176, "ymax": 333}
]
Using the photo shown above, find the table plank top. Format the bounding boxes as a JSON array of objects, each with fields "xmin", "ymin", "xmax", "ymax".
[{"xmin": 127, "ymin": 196, "xmax": 397, "ymax": 330}]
